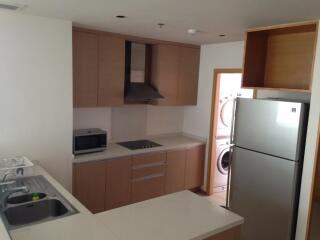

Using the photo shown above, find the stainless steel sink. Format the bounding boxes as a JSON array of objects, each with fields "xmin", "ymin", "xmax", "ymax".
[
  {"xmin": 4, "ymin": 199, "xmax": 68, "ymax": 226},
  {"xmin": 0, "ymin": 175, "xmax": 78, "ymax": 230}
]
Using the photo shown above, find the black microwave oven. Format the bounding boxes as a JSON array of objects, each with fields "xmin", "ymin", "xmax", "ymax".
[{"xmin": 73, "ymin": 128, "xmax": 107, "ymax": 155}]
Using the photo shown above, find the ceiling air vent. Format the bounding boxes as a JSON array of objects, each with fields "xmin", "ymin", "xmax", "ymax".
[{"xmin": 0, "ymin": 2, "xmax": 26, "ymax": 11}]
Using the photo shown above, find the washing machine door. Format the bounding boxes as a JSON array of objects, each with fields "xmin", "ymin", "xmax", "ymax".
[
  {"xmin": 220, "ymin": 99, "xmax": 234, "ymax": 128},
  {"xmin": 218, "ymin": 147, "xmax": 231, "ymax": 175}
]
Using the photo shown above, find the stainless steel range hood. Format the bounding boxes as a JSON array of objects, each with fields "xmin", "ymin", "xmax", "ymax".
[
  {"xmin": 125, "ymin": 82, "xmax": 163, "ymax": 101},
  {"xmin": 124, "ymin": 42, "xmax": 163, "ymax": 102}
]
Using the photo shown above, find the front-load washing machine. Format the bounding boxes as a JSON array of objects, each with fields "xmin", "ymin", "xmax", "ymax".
[{"xmin": 213, "ymin": 138, "xmax": 232, "ymax": 193}]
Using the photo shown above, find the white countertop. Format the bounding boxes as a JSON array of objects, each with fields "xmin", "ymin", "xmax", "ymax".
[
  {"xmin": 74, "ymin": 134, "xmax": 207, "ymax": 164},
  {"xmin": 95, "ymin": 191, "xmax": 244, "ymax": 240},
  {"xmin": 3, "ymin": 165, "xmax": 243, "ymax": 240}
]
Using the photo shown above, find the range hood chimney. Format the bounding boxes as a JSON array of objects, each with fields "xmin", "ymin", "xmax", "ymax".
[{"xmin": 124, "ymin": 42, "xmax": 163, "ymax": 102}]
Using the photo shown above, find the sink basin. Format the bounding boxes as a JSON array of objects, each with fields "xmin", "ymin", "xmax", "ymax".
[
  {"xmin": 4, "ymin": 199, "xmax": 68, "ymax": 226},
  {"xmin": 0, "ymin": 175, "xmax": 78, "ymax": 230},
  {"xmin": 7, "ymin": 193, "xmax": 46, "ymax": 204}
]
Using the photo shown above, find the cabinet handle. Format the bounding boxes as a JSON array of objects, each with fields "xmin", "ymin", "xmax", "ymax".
[
  {"xmin": 132, "ymin": 160, "xmax": 166, "ymax": 170},
  {"xmin": 132, "ymin": 173, "xmax": 165, "ymax": 182}
]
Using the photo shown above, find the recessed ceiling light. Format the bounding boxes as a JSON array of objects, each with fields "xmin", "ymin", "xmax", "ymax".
[
  {"xmin": 219, "ymin": 34, "xmax": 226, "ymax": 37},
  {"xmin": 116, "ymin": 15, "xmax": 127, "ymax": 19},
  {"xmin": 187, "ymin": 29, "xmax": 198, "ymax": 35}
]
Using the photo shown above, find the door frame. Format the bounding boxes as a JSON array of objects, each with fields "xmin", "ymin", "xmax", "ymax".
[{"xmin": 206, "ymin": 68, "xmax": 243, "ymax": 195}]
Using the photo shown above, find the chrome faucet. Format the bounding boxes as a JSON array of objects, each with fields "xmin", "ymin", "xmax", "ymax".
[{"xmin": 0, "ymin": 186, "xmax": 30, "ymax": 210}]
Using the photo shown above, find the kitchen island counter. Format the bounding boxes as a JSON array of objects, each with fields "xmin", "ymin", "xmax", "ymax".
[{"xmin": 4, "ymin": 166, "xmax": 243, "ymax": 240}]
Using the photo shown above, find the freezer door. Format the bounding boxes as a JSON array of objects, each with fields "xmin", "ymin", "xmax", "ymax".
[
  {"xmin": 234, "ymin": 98, "xmax": 307, "ymax": 161},
  {"xmin": 230, "ymin": 147, "xmax": 301, "ymax": 240}
]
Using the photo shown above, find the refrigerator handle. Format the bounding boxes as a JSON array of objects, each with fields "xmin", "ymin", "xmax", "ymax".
[{"xmin": 226, "ymin": 98, "xmax": 238, "ymax": 209}]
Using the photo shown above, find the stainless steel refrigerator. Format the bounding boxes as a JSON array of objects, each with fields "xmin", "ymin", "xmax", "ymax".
[{"xmin": 229, "ymin": 98, "xmax": 308, "ymax": 240}]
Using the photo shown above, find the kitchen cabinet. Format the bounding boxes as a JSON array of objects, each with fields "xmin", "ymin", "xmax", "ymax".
[
  {"xmin": 242, "ymin": 21, "xmax": 318, "ymax": 92},
  {"xmin": 131, "ymin": 152, "xmax": 166, "ymax": 203},
  {"xmin": 151, "ymin": 44, "xmax": 200, "ymax": 106},
  {"xmin": 177, "ymin": 47, "xmax": 200, "ymax": 105},
  {"xmin": 185, "ymin": 145, "xmax": 205, "ymax": 189},
  {"xmin": 73, "ymin": 29, "xmax": 125, "ymax": 107},
  {"xmin": 73, "ymin": 31, "xmax": 99, "ymax": 107},
  {"xmin": 73, "ymin": 144, "xmax": 205, "ymax": 212},
  {"xmin": 73, "ymin": 160, "xmax": 106, "ymax": 213},
  {"xmin": 205, "ymin": 226, "xmax": 241, "ymax": 240},
  {"xmin": 165, "ymin": 149, "xmax": 187, "ymax": 194},
  {"xmin": 105, "ymin": 157, "xmax": 131, "ymax": 210},
  {"xmin": 98, "ymin": 35, "xmax": 125, "ymax": 106}
]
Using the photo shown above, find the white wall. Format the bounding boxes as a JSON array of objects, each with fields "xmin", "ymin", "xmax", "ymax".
[
  {"xmin": 182, "ymin": 41, "xmax": 245, "ymax": 188},
  {"xmin": 146, "ymin": 106, "xmax": 184, "ymax": 136},
  {"xmin": 0, "ymin": 12, "xmax": 73, "ymax": 190},
  {"xmin": 73, "ymin": 108, "xmax": 112, "ymax": 140}
]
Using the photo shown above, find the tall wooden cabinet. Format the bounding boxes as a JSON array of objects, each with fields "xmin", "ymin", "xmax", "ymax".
[
  {"xmin": 151, "ymin": 44, "xmax": 200, "ymax": 105},
  {"xmin": 73, "ymin": 31, "xmax": 99, "ymax": 107}
]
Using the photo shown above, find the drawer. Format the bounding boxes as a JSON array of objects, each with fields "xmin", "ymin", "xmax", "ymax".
[
  {"xmin": 131, "ymin": 174, "xmax": 165, "ymax": 203},
  {"xmin": 132, "ymin": 164, "xmax": 166, "ymax": 179},
  {"xmin": 132, "ymin": 152, "xmax": 166, "ymax": 167}
]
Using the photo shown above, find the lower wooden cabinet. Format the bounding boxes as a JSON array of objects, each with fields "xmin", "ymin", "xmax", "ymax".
[
  {"xmin": 131, "ymin": 152, "xmax": 166, "ymax": 203},
  {"xmin": 105, "ymin": 157, "xmax": 131, "ymax": 210},
  {"xmin": 73, "ymin": 144, "xmax": 205, "ymax": 213},
  {"xmin": 205, "ymin": 226, "xmax": 241, "ymax": 240},
  {"xmin": 185, "ymin": 145, "xmax": 205, "ymax": 189},
  {"xmin": 165, "ymin": 149, "xmax": 187, "ymax": 194},
  {"xmin": 131, "ymin": 175, "xmax": 166, "ymax": 203},
  {"xmin": 73, "ymin": 160, "xmax": 106, "ymax": 213}
]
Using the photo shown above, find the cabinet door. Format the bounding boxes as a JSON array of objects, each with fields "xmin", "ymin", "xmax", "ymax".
[
  {"xmin": 178, "ymin": 47, "xmax": 200, "ymax": 105},
  {"xmin": 105, "ymin": 157, "xmax": 132, "ymax": 210},
  {"xmin": 165, "ymin": 149, "xmax": 187, "ymax": 194},
  {"xmin": 151, "ymin": 44, "xmax": 180, "ymax": 105},
  {"xmin": 73, "ymin": 161, "xmax": 106, "ymax": 213},
  {"xmin": 98, "ymin": 35, "xmax": 125, "ymax": 106},
  {"xmin": 185, "ymin": 145, "xmax": 205, "ymax": 189},
  {"xmin": 73, "ymin": 31, "xmax": 99, "ymax": 107}
]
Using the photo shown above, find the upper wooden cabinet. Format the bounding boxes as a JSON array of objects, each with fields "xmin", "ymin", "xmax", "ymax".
[
  {"xmin": 242, "ymin": 21, "xmax": 318, "ymax": 92},
  {"xmin": 98, "ymin": 35, "xmax": 125, "ymax": 106},
  {"xmin": 73, "ymin": 29, "xmax": 125, "ymax": 107},
  {"xmin": 151, "ymin": 44, "xmax": 200, "ymax": 105},
  {"xmin": 73, "ymin": 31, "xmax": 99, "ymax": 107}
]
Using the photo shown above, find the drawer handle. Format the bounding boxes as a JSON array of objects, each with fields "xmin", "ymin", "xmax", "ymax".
[
  {"xmin": 132, "ymin": 173, "xmax": 164, "ymax": 182},
  {"xmin": 132, "ymin": 160, "xmax": 166, "ymax": 170}
]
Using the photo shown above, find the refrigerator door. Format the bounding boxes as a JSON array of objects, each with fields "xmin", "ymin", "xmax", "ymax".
[
  {"xmin": 234, "ymin": 98, "xmax": 307, "ymax": 161},
  {"xmin": 230, "ymin": 147, "xmax": 300, "ymax": 240}
]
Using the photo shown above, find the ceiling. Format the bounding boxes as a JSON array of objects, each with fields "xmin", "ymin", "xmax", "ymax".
[{"xmin": 4, "ymin": 0, "xmax": 320, "ymax": 44}]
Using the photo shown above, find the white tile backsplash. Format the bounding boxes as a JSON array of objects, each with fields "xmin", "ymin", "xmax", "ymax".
[{"xmin": 73, "ymin": 105, "xmax": 185, "ymax": 142}]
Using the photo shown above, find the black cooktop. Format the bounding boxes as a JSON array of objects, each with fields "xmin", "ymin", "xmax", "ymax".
[{"xmin": 117, "ymin": 139, "xmax": 162, "ymax": 150}]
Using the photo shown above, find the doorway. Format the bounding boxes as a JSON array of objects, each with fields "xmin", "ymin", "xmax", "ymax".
[{"xmin": 206, "ymin": 69, "xmax": 254, "ymax": 204}]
